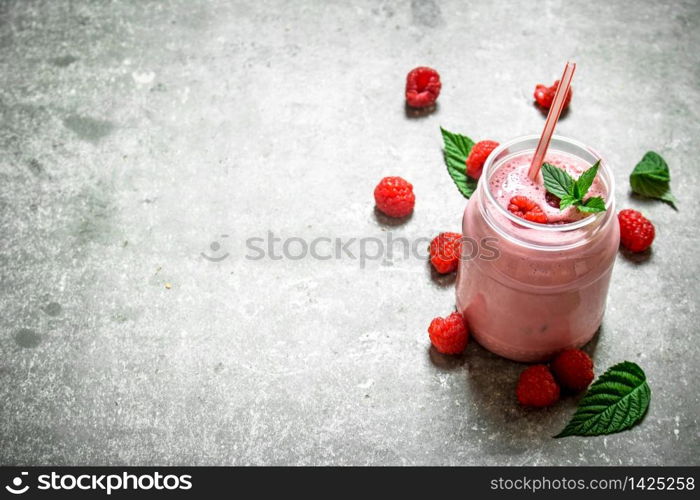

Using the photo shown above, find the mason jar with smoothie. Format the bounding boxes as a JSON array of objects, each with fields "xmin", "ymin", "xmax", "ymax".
[{"xmin": 455, "ymin": 135, "xmax": 619, "ymax": 362}]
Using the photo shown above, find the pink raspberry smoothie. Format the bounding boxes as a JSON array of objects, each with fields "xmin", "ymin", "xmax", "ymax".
[{"xmin": 490, "ymin": 152, "xmax": 607, "ymax": 223}]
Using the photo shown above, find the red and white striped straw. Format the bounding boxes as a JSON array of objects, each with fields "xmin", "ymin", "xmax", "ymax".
[{"xmin": 527, "ymin": 61, "xmax": 577, "ymax": 180}]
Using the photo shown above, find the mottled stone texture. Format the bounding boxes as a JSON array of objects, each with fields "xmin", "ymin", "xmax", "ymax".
[{"xmin": 0, "ymin": 0, "xmax": 698, "ymax": 465}]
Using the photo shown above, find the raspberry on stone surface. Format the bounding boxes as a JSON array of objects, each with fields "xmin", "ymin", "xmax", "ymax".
[
  {"xmin": 533, "ymin": 80, "xmax": 572, "ymax": 110},
  {"xmin": 618, "ymin": 209, "xmax": 655, "ymax": 253},
  {"xmin": 428, "ymin": 312, "xmax": 468, "ymax": 355},
  {"xmin": 405, "ymin": 67, "xmax": 441, "ymax": 108},
  {"xmin": 429, "ymin": 232, "xmax": 462, "ymax": 274},
  {"xmin": 466, "ymin": 140, "xmax": 499, "ymax": 180},
  {"xmin": 373, "ymin": 176, "xmax": 415, "ymax": 218},
  {"xmin": 551, "ymin": 349, "xmax": 594, "ymax": 392},
  {"xmin": 516, "ymin": 365, "xmax": 561, "ymax": 407}
]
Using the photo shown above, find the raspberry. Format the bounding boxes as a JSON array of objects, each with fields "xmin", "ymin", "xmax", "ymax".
[
  {"xmin": 516, "ymin": 365, "xmax": 560, "ymax": 407},
  {"xmin": 533, "ymin": 80, "xmax": 573, "ymax": 110},
  {"xmin": 618, "ymin": 209, "xmax": 655, "ymax": 252},
  {"xmin": 551, "ymin": 349, "xmax": 594, "ymax": 392},
  {"xmin": 507, "ymin": 196, "xmax": 548, "ymax": 223},
  {"xmin": 428, "ymin": 312, "xmax": 468, "ymax": 355},
  {"xmin": 545, "ymin": 192, "xmax": 561, "ymax": 209},
  {"xmin": 374, "ymin": 176, "xmax": 415, "ymax": 218},
  {"xmin": 466, "ymin": 140, "xmax": 499, "ymax": 180},
  {"xmin": 429, "ymin": 232, "xmax": 462, "ymax": 274},
  {"xmin": 405, "ymin": 67, "xmax": 441, "ymax": 108}
]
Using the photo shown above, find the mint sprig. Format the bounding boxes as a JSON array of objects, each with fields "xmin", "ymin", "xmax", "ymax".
[
  {"xmin": 541, "ymin": 161, "xmax": 606, "ymax": 214},
  {"xmin": 440, "ymin": 127, "xmax": 477, "ymax": 199},
  {"xmin": 541, "ymin": 163, "xmax": 574, "ymax": 199},
  {"xmin": 555, "ymin": 361, "xmax": 650, "ymax": 438},
  {"xmin": 630, "ymin": 151, "xmax": 676, "ymax": 208}
]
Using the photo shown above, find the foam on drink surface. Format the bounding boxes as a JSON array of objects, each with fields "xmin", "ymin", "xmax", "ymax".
[{"xmin": 489, "ymin": 151, "xmax": 606, "ymax": 223}]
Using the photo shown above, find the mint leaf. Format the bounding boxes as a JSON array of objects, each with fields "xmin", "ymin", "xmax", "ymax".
[
  {"xmin": 440, "ymin": 127, "xmax": 477, "ymax": 198},
  {"xmin": 572, "ymin": 181, "xmax": 582, "ymax": 200},
  {"xmin": 576, "ymin": 161, "xmax": 600, "ymax": 198},
  {"xmin": 559, "ymin": 194, "xmax": 577, "ymax": 210},
  {"xmin": 555, "ymin": 361, "xmax": 650, "ymax": 438},
  {"xmin": 630, "ymin": 151, "xmax": 676, "ymax": 207},
  {"xmin": 541, "ymin": 163, "xmax": 574, "ymax": 199},
  {"xmin": 542, "ymin": 162, "xmax": 607, "ymax": 214},
  {"xmin": 578, "ymin": 196, "xmax": 606, "ymax": 213}
]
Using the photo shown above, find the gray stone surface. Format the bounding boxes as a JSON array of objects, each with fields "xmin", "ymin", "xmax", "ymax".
[{"xmin": 0, "ymin": 0, "xmax": 698, "ymax": 465}]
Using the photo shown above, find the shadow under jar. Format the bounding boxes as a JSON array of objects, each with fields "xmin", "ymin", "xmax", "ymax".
[{"xmin": 456, "ymin": 135, "xmax": 619, "ymax": 362}]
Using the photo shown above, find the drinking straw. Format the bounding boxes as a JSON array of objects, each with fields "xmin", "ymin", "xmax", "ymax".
[{"xmin": 527, "ymin": 61, "xmax": 577, "ymax": 180}]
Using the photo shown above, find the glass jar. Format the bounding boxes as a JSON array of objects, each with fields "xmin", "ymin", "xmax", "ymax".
[{"xmin": 455, "ymin": 135, "xmax": 619, "ymax": 362}]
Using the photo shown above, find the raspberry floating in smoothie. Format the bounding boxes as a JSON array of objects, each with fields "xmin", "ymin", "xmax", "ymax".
[
  {"xmin": 545, "ymin": 191, "xmax": 561, "ymax": 208},
  {"xmin": 507, "ymin": 196, "xmax": 548, "ymax": 223}
]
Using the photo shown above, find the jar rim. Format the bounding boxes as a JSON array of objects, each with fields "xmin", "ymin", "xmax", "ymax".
[{"xmin": 481, "ymin": 134, "xmax": 615, "ymax": 232}]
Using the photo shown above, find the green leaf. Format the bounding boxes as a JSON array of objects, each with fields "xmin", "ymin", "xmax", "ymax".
[
  {"xmin": 559, "ymin": 194, "xmax": 577, "ymax": 210},
  {"xmin": 578, "ymin": 196, "xmax": 606, "ymax": 213},
  {"xmin": 576, "ymin": 161, "xmax": 600, "ymax": 198},
  {"xmin": 632, "ymin": 151, "xmax": 670, "ymax": 182},
  {"xmin": 543, "ymin": 162, "xmax": 607, "ymax": 214},
  {"xmin": 541, "ymin": 163, "xmax": 575, "ymax": 199},
  {"xmin": 572, "ymin": 182, "xmax": 582, "ymax": 200},
  {"xmin": 555, "ymin": 361, "xmax": 651, "ymax": 438},
  {"xmin": 630, "ymin": 151, "xmax": 676, "ymax": 207},
  {"xmin": 440, "ymin": 127, "xmax": 477, "ymax": 198}
]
